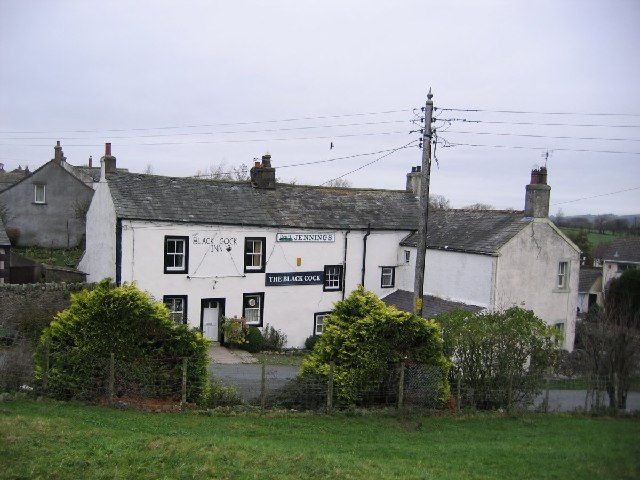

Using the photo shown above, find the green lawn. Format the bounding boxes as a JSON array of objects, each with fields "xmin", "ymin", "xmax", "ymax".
[
  {"xmin": 559, "ymin": 227, "xmax": 634, "ymax": 247},
  {"xmin": 1, "ymin": 400, "xmax": 638, "ymax": 479}
]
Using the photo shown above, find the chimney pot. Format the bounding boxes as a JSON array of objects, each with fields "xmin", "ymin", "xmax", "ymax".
[
  {"xmin": 88, "ymin": 155, "xmax": 93, "ymax": 168},
  {"xmin": 250, "ymin": 154, "xmax": 276, "ymax": 189},
  {"xmin": 105, "ymin": 143, "xmax": 111, "ymax": 156}
]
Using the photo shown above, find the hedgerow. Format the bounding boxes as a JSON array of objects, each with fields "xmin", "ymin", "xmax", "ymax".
[{"xmin": 34, "ymin": 279, "xmax": 210, "ymax": 403}]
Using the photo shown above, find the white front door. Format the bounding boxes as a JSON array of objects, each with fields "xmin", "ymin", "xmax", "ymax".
[{"xmin": 202, "ymin": 300, "xmax": 219, "ymax": 342}]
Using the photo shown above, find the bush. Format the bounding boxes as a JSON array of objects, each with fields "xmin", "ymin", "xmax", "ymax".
[
  {"xmin": 242, "ymin": 326, "xmax": 265, "ymax": 353},
  {"xmin": 34, "ymin": 279, "xmax": 210, "ymax": 404},
  {"xmin": 205, "ymin": 380, "xmax": 243, "ymax": 407},
  {"xmin": 435, "ymin": 307, "xmax": 559, "ymax": 410},
  {"xmin": 301, "ymin": 286, "xmax": 449, "ymax": 405},
  {"xmin": 262, "ymin": 324, "xmax": 287, "ymax": 352},
  {"xmin": 304, "ymin": 335, "xmax": 319, "ymax": 351},
  {"xmin": 221, "ymin": 316, "xmax": 248, "ymax": 347}
]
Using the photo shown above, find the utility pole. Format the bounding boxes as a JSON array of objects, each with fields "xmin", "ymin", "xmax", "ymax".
[{"xmin": 413, "ymin": 90, "xmax": 434, "ymax": 316}]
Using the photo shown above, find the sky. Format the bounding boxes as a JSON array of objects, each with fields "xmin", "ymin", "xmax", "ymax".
[{"xmin": 1, "ymin": 0, "xmax": 639, "ymax": 216}]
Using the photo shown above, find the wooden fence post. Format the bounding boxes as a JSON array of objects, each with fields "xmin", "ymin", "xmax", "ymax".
[
  {"xmin": 42, "ymin": 340, "xmax": 50, "ymax": 395},
  {"xmin": 181, "ymin": 358, "xmax": 188, "ymax": 411},
  {"xmin": 456, "ymin": 375, "xmax": 461, "ymax": 414},
  {"xmin": 327, "ymin": 362, "xmax": 334, "ymax": 413},
  {"xmin": 543, "ymin": 376, "xmax": 550, "ymax": 413},
  {"xmin": 397, "ymin": 361, "xmax": 405, "ymax": 410},
  {"xmin": 260, "ymin": 362, "xmax": 266, "ymax": 412},
  {"xmin": 108, "ymin": 353, "xmax": 115, "ymax": 405}
]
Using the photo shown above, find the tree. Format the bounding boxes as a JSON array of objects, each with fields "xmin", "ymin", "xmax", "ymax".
[
  {"xmin": 35, "ymin": 280, "xmax": 210, "ymax": 403},
  {"xmin": 463, "ymin": 203, "xmax": 493, "ymax": 210},
  {"xmin": 194, "ymin": 162, "xmax": 249, "ymax": 181},
  {"xmin": 435, "ymin": 307, "xmax": 559, "ymax": 409},
  {"xmin": 566, "ymin": 229, "xmax": 592, "ymax": 265},
  {"xmin": 429, "ymin": 194, "xmax": 450, "ymax": 210},
  {"xmin": 578, "ymin": 269, "xmax": 640, "ymax": 409},
  {"xmin": 143, "ymin": 164, "xmax": 154, "ymax": 175},
  {"xmin": 301, "ymin": 286, "xmax": 449, "ymax": 405},
  {"xmin": 323, "ymin": 178, "xmax": 352, "ymax": 188}
]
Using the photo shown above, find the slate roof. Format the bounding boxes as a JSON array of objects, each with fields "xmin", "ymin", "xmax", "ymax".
[
  {"xmin": 382, "ymin": 289, "xmax": 484, "ymax": 318},
  {"xmin": 0, "ymin": 170, "xmax": 29, "ymax": 192},
  {"xmin": 594, "ymin": 238, "xmax": 640, "ymax": 264},
  {"xmin": 106, "ymin": 172, "xmax": 420, "ymax": 230},
  {"xmin": 578, "ymin": 268, "xmax": 601, "ymax": 293},
  {"xmin": 400, "ymin": 209, "xmax": 531, "ymax": 255},
  {"xmin": 0, "ymin": 221, "xmax": 10, "ymax": 246}
]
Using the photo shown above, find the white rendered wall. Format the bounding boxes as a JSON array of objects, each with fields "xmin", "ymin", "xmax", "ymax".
[
  {"xmin": 118, "ymin": 221, "xmax": 411, "ymax": 347},
  {"xmin": 495, "ymin": 220, "xmax": 580, "ymax": 350},
  {"xmin": 77, "ymin": 180, "xmax": 116, "ymax": 282}
]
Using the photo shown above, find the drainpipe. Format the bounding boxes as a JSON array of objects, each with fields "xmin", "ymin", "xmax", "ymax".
[
  {"xmin": 342, "ymin": 229, "xmax": 350, "ymax": 300},
  {"xmin": 361, "ymin": 224, "xmax": 371, "ymax": 286}
]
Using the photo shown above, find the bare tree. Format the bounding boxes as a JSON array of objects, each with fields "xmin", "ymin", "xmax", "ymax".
[
  {"xmin": 143, "ymin": 164, "xmax": 154, "ymax": 175},
  {"xmin": 194, "ymin": 163, "xmax": 249, "ymax": 181},
  {"xmin": 463, "ymin": 203, "xmax": 493, "ymax": 210},
  {"xmin": 323, "ymin": 178, "xmax": 352, "ymax": 188},
  {"xmin": 429, "ymin": 194, "xmax": 450, "ymax": 210}
]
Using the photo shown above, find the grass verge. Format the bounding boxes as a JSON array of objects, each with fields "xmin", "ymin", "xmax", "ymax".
[{"xmin": 1, "ymin": 399, "xmax": 639, "ymax": 479}]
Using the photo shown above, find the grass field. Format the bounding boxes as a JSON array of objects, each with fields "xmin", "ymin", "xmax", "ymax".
[
  {"xmin": 1, "ymin": 400, "xmax": 638, "ymax": 479},
  {"xmin": 559, "ymin": 227, "xmax": 634, "ymax": 247}
]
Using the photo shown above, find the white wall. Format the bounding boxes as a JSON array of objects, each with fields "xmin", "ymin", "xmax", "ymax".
[
  {"xmin": 395, "ymin": 247, "xmax": 494, "ymax": 307},
  {"xmin": 77, "ymin": 180, "xmax": 116, "ymax": 282},
  {"xmin": 118, "ymin": 221, "xmax": 412, "ymax": 347},
  {"xmin": 495, "ymin": 220, "xmax": 580, "ymax": 350}
]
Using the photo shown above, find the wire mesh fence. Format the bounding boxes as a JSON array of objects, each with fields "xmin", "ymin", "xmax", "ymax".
[{"xmin": 1, "ymin": 342, "xmax": 639, "ymax": 413}]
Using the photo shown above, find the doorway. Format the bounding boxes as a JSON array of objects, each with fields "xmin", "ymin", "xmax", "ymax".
[{"xmin": 201, "ymin": 298, "xmax": 225, "ymax": 343}]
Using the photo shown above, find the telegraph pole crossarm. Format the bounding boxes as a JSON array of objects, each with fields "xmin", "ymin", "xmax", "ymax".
[{"xmin": 413, "ymin": 90, "xmax": 434, "ymax": 316}]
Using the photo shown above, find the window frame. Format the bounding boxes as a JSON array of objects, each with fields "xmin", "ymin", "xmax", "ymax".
[
  {"xmin": 380, "ymin": 266, "xmax": 395, "ymax": 288},
  {"xmin": 556, "ymin": 261, "xmax": 569, "ymax": 290},
  {"xmin": 323, "ymin": 264, "xmax": 344, "ymax": 292},
  {"xmin": 404, "ymin": 250, "xmax": 411, "ymax": 264},
  {"xmin": 34, "ymin": 184, "xmax": 46, "ymax": 204},
  {"xmin": 243, "ymin": 292, "xmax": 265, "ymax": 327},
  {"xmin": 244, "ymin": 237, "xmax": 266, "ymax": 273},
  {"xmin": 314, "ymin": 311, "xmax": 331, "ymax": 336},
  {"xmin": 163, "ymin": 295, "xmax": 188, "ymax": 325},
  {"xmin": 164, "ymin": 236, "xmax": 189, "ymax": 274}
]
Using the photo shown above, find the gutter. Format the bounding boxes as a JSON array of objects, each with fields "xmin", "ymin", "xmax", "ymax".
[{"xmin": 361, "ymin": 223, "xmax": 371, "ymax": 286}]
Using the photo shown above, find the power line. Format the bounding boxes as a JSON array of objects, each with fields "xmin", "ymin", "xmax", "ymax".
[
  {"xmin": 436, "ymin": 118, "xmax": 640, "ymax": 129},
  {"xmin": 319, "ymin": 140, "xmax": 417, "ymax": 186},
  {"xmin": 437, "ymin": 107, "xmax": 640, "ymax": 117},
  {"xmin": 278, "ymin": 148, "xmax": 406, "ymax": 168},
  {"xmin": 0, "ymin": 109, "xmax": 414, "ymax": 135},
  {"xmin": 444, "ymin": 130, "xmax": 640, "ymax": 143},
  {"xmin": 440, "ymin": 141, "xmax": 640, "ymax": 155},
  {"xmin": 552, "ymin": 186, "xmax": 640, "ymax": 206}
]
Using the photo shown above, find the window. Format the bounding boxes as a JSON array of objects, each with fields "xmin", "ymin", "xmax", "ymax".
[
  {"xmin": 381, "ymin": 266, "xmax": 395, "ymax": 288},
  {"xmin": 243, "ymin": 293, "xmax": 264, "ymax": 326},
  {"xmin": 164, "ymin": 236, "xmax": 189, "ymax": 273},
  {"xmin": 34, "ymin": 184, "xmax": 46, "ymax": 204},
  {"xmin": 244, "ymin": 237, "xmax": 266, "ymax": 273},
  {"xmin": 404, "ymin": 250, "xmax": 411, "ymax": 263},
  {"xmin": 314, "ymin": 312, "xmax": 330, "ymax": 335},
  {"xmin": 164, "ymin": 295, "xmax": 187, "ymax": 325},
  {"xmin": 557, "ymin": 261, "xmax": 569, "ymax": 289},
  {"xmin": 323, "ymin": 265, "xmax": 343, "ymax": 291}
]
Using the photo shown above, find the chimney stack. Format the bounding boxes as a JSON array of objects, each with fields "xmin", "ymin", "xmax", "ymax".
[
  {"xmin": 250, "ymin": 153, "xmax": 276, "ymax": 189},
  {"xmin": 406, "ymin": 165, "xmax": 421, "ymax": 197},
  {"xmin": 100, "ymin": 143, "xmax": 117, "ymax": 180},
  {"xmin": 88, "ymin": 155, "xmax": 93, "ymax": 168},
  {"xmin": 524, "ymin": 166, "xmax": 551, "ymax": 218},
  {"xmin": 53, "ymin": 141, "xmax": 67, "ymax": 164}
]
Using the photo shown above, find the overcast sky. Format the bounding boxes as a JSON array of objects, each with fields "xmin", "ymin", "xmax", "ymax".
[{"xmin": 1, "ymin": 0, "xmax": 638, "ymax": 216}]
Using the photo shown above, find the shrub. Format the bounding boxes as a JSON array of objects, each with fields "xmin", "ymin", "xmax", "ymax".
[
  {"xmin": 34, "ymin": 279, "xmax": 210, "ymax": 404},
  {"xmin": 262, "ymin": 324, "xmax": 287, "ymax": 351},
  {"xmin": 304, "ymin": 334, "xmax": 319, "ymax": 351},
  {"xmin": 242, "ymin": 326, "xmax": 265, "ymax": 353},
  {"xmin": 435, "ymin": 307, "xmax": 559, "ymax": 410},
  {"xmin": 221, "ymin": 316, "xmax": 248, "ymax": 347},
  {"xmin": 205, "ymin": 380, "xmax": 243, "ymax": 407},
  {"xmin": 301, "ymin": 286, "xmax": 449, "ymax": 405}
]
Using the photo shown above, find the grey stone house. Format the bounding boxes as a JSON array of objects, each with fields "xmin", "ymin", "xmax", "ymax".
[{"xmin": 0, "ymin": 142, "xmax": 95, "ymax": 248}]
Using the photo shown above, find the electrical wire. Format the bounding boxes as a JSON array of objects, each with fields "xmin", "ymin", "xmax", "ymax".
[
  {"xmin": 439, "ymin": 141, "xmax": 640, "ymax": 155},
  {"xmin": 552, "ymin": 187, "xmax": 640, "ymax": 206},
  {"xmin": 437, "ymin": 118, "xmax": 640, "ymax": 129},
  {"xmin": 443, "ymin": 130, "xmax": 640, "ymax": 143},
  {"xmin": 437, "ymin": 107, "xmax": 640, "ymax": 117},
  {"xmin": 319, "ymin": 140, "xmax": 418, "ymax": 186}
]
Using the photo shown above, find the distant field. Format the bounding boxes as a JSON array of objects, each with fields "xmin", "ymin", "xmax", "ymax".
[
  {"xmin": 1, "ymin": 400, "xmax": 639, "ymax": 479},
  {"xmin": 559, "ymin": 227, "xmax": 636, "ymax": 247}
]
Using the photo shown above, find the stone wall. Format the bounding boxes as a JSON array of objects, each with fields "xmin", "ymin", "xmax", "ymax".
[{"xmin": 0, "ymin": 282, "xmax": 95, "ymax": 336}]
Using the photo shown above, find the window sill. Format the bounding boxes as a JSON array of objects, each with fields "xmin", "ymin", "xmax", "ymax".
[{"xmin": 553, "ymin": 287, "xmax": 571, "ymax": 293}]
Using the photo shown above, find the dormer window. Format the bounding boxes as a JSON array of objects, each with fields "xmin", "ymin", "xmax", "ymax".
[{"xmin": 34, "ymin": 184, "xmax": 46, "ymax": 204}]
